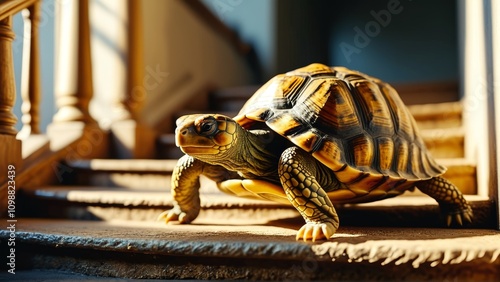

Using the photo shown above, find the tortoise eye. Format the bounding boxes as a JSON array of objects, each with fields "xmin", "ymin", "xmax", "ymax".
[{"xmin": 198, "ymin": 118, "xmax": 218, "ymax": 136}]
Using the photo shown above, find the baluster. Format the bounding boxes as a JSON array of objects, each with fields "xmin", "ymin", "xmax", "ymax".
[
  {"xmin": 112, "ymin": 0, "xmax": 143, "ymax": 121},
  {"xmin": 0, "ymin": 15, "xmax": 22, "ymax": 187},
  {"xmin": 52, "ymin": 0, "xmax": 95, "ymax": 124},
  {"xmin": 18, "ymin": 2, "xmax": 42, "ymax": 139},
  {"xmin": 0, "ymin": 16, "xmax": 18, "ymax": 136},
  {"xmin": 124, "ymin": 0, "xmax": 143, "ymax": 119},
  {"xmin": 109, "ymin": 0, "xmax": 156, "ymax": 159}
]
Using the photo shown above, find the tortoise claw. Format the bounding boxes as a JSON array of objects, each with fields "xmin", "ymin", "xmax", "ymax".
[
  {"xmin": 463, "ymin": 210, "xmax": 473, "ymax": 224},
  {"xmin": 296, "ymin": 222, "xmax": 336, "ymax": 242},
  {"xmin": 455, "ymin": 214, "xmax": 463, "ymax": 226},
  {"xmin": 157, "ymin": 208, "xmax": 194, "ymax": 224},
  {"xmin": 444, "ymin": 207, "xmax": 473, "ymax": 227}
]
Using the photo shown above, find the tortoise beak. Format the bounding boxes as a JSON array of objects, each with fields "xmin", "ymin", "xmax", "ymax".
[
  {"xmin": 175, "ymin": 125, "xmax": 196, "ymax": 147},
  {"xmin": 175, "ymin": 116, "xmax": 221, "ymax": 155},
  {"xmin": 174, "ymin": 115, "xmax": 201, "ymax": 147}
]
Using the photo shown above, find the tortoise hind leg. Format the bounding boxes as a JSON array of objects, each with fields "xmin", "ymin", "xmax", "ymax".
[{"xmin": 416, "ymin": 176, "xmax": 473, "ymax": 226}]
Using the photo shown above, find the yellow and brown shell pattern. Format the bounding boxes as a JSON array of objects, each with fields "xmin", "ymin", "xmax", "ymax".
[{"xmin": 234, "ymin": 63, "xmax": 446, "ymax": 203}]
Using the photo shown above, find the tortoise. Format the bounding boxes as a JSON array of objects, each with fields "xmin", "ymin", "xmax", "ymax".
[{"xmin": 159, "ymin": 63, "xmax": 473, "ymax": 242}]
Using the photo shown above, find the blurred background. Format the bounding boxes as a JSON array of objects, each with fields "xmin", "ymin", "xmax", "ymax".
[
  {"xmin": 202, "ymin": 0, "xmax": 459, "ymax": 83},
  {"xmin": 10, "ymin": 0, "xmax": 462, "ymax": 134}
]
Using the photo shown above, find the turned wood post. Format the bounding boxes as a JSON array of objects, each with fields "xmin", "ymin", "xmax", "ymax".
[
  {"xmin": 0, "ymin": 15, "xmax": 22, "ymax": 200},
  {"xmin": 108, "ymin": 0, "xmax": 155, "ymax": 159},
  {"xmin": 52, "ymin": 0, "xmax": 95, "ymax": 124},
  {"xmin": 18, "ymin": 2, "xmax": 42, "ymax": 139},
  {"xmin": 114, "ymin": 0, "xmax": 143, "ymax": 121},
  {"xmin": 0, "ymin": 16, "xmax": 18, "ymax": 136}
]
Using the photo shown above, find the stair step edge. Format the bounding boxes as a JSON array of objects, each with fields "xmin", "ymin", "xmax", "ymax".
[
  {"xmin": 66, "ymin": 159, "xmax": 178, "ymax": 173},
  {"xmin": 25, "ymin": 186, "xmax": 282, "ymax": 208},
  {"xmin": 407, "ymin": 101, "xmax": 462, "ymax": 120}
]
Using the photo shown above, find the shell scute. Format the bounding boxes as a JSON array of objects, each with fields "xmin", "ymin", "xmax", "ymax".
[
  {"xmin": 350, "ymin": 80, "xmax": 395, "ymax": 137},
  {"xmin": 378, "ymin": 82, "xmax": 415, "ymax": 142},
  {"xmin": 289, "ymin": 63, "xmax": 334, "ymax": 77},
  {"xmin": 347, "ymin": 133, "xmax": 375, "ymax": 169},
  {"xmin": 376, "ymin": 136, "xmax": 395, "ymax": 175},
  {"xmin": 312, "ymin": 137, "xmax": 345, "ymax": 171},
  {"xmin": 295, "ymin": 77, "xmax": 363, "ymax": 138}
]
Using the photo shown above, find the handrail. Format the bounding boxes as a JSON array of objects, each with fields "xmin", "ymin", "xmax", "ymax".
[{"xmin": 0, "ymin": 0, "xmax": 38, "ymax": 21}]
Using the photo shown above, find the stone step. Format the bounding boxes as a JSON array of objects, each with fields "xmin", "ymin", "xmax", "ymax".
[
  {"xmin": 420, "ymin": 127, "xmax": 464, "ymax": 158},
  {"xmin": 20, "ymin": 181, "xmax": 489, "ymax": 225},
  {"xmin": 175, "ymin": 102, "xmax": 462, "ymax": 129},
  {"xmin": 1, "ymin": 215, "xmax": 498, "ymax": 280},
  {"xmin": 158, "ymin": 126, "xmax": 465, "ymax": 159},
  {"xmin": 157, "ymin": 133, "xmax": 183, "ymax": 159},
  {"xmin": 163, "ymin": 101, "xmax": 464, "ymax": 160},
  {"xmin": 208, "ymin": 84, "xmax": 462, "ymax": 127},
  {"xmin": 20, "ymin": 157, "xmax": 478, "ymax": 224},
  {"xmin": 19, "ymin": 184, "xmax": 294, "ymax": 222},
  {"xmin": 208, "ymin": 86, "xmax": 463, "ymax": 125},
  {"xmin": 208, "ymin": 85, "xmax": 260, "ymax": 112},
  {"xmin": 407, "ymin": 101, "xmax": 462, "ymax": 129},
  {"xmin": 438, "ymin": 158, "xmax": 476, "ymax": 195},
  {"xmin": 61, "ymin": 157, "xmax": 476, "ymax": 194},
  {"xmin": 63, "ymin": 159, "xmax": 178, "ymax": 189}
]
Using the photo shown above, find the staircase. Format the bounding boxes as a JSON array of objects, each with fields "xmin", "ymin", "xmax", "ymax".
[
  {"xmin": 1, "ymin": 0, "xmax": 497, "ymax": 279},
  {"xmin": 1, "ymin": 88, "xmax": 499, "ymax": 280}
]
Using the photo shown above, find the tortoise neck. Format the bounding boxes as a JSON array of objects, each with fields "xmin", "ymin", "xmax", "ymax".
[{"xmin": 217, "ymin": 126, "xmax": 281, "ymax": 179}]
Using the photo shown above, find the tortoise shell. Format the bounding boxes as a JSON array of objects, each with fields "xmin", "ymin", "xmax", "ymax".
[{"xmin": 234, "ymin": 63, "xmax": 445, "ymax": 201}]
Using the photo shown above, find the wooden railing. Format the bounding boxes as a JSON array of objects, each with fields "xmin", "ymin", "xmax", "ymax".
[
  {"xmin": 0, "ymin": 0, "xmax": 149, "ymax": 215},
  {"xmin": 0, "ymin": 0, "xmax": 92, "ymax": 138}
]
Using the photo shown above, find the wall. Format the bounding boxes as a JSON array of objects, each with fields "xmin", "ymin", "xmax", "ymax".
[
  {"xmin": 140, "ymin": 0, "xmax": 256, "ymax": 132},
  {"xmin": 207, "ymin": 0, "xmax": 459, "ymax": 84},
  {"xmin": 329, "ymin": 0, "xmax": 459, "ymax": 83},
  {"xmin": 201, "ymin": 0, "xmax": 276, "ymax": 79}
]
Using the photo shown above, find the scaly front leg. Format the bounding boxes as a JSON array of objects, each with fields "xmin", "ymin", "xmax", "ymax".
[
  {"xmin": 279, "ymin": 147, "xmax": 340, "ymax": 242},
  {"xmin": 158, "ymin": 155, "xmax": 203, "ymax": 223},
  {"xmin": 158, "ymin": 154, "xmax": 236, "ymax": 224}
]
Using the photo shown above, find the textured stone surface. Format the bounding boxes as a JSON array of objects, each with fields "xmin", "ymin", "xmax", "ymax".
[{"xmin": 0, "ymin": 218, "xmax": 499, "ymax": 280}]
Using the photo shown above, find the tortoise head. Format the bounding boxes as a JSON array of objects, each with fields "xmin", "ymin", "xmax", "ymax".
[{"xmin": 175, "ymin": 114, "xmax": 239, "ymax": 159}]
